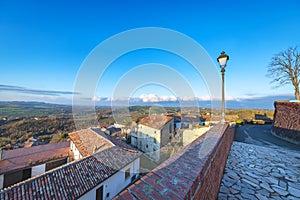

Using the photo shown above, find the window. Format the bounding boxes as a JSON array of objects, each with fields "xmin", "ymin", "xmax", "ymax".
[
  {"xmin": 131, "ymin": 175, "xmax": 137, "ymax": 183},
  {"xmin": 146, "ymin": 144, "xmax": 148, "ymax": 148},
  {"xmin": 96, "ymin": 186, "xmax": 103, "ymax": 200},
  {"xmin": 125, "ymin": 168, "xmax": 130, "ymax": 180}
]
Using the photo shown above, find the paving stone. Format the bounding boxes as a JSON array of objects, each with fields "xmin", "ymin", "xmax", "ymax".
[
  {"xmin": 218, "ymin": 142, "xmax": 300, "ymax": 200},
  {"xmin": 235, "ymin": 194, "xmax": 244, "ymax": 200},
  {"xmin": 259, "ymin": 181, "xmax": 274, "ymax": 193},
  {"xmin": 278, "ymin": 180, "xmax": 287, "ymax": 189},
  {"xmin": 240, "ymin": 174, "xmax": 260, "ymax": 185},
  {"xmin": 284, "ymin": 176, "xmax": 298, "ymax": 183},
  {"xmin": 277, "ymin": 168, "xmax": 286, "ymax": 175},
  {"xmin": 245, "ymin": 172, "xmax": 259, "ymax": 179},
  {"xmin": 272, "ymin": 187, "xmax": 289, "ymax": 196},
  {"xmin": 288, "ymin": 186, "xmax": 300, "ymax": 198},
  {"xmin": 219, "ymin": 185, "xmax": 230, "ymax": 194},
  {"xmin": 241, "ymin": 187, "xmax": 255, "ymax": 195},
  {"xmin": 227, "ymin": 172, "xmax": 240, "ymax": 180},
  {"xmin": 288, "ymin": 182, "xmax": 300, "ymax": 190},
  {"xmin": 249, "ymin": 164, "xmax": 255, "ymax": 168},
  {"xmin": 254, "ymin": 193, "xmax": 268, "ymax": 200},
  {"xmin": 218, "ymin": 193, "xmax": 227, "ymax": 200},
  {"xmin": 231, "ymin": 184, "xmax": 242, "ymax": 191},
  {"xmin": 229, "ymin": 187, "xmax": 240, "ymax": 195},
  {"xmin": 270, "ymin": 196, "xmax": 283, "ymax": 200},
  {"xmin": 242, "ymin": 178, "xmax": 260, "ymax": 189},
  {"xmin": 271, "ymin": 184, "xmax": 286, "ymax": 191},
  {"xmin": 275, "ymin": 163, "xmax": 286, "ymax": 168},
  {"xmin": 241, "ymin": 192, "xmax": 256, "ymax": 200},
  {"xmin": 265, "ymin": 177, "xmax": 278, "ymax": 185},
  {"xmin": 256, "ymin": 188, "xmax": 270, "ymax": 197},
  {"xmin": 256, "ymin": 168, "xmax": 266, "ymax": 174},
  {"xmin": 287, "ymin": 195, "xmax": 300, "ymax": 200},
  {"xmin": 224, "ymin": 180, "xmax": 235, "ymax": 187},
  {"xmin": 270, "ymin": 172, "xmax": 284, "ymax": 178}
]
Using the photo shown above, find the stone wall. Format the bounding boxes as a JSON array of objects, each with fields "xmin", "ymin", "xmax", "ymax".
[
  {"xmin": 114, "ymin": 123, "xmax": 235, "ymax": 200},
  {"xmin": 272, "ymin": 101, "xmax": 300, "ymax": 144}
]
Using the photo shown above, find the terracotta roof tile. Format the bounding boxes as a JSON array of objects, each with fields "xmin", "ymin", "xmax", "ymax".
[
  {"xmin": 91, "ymin": 128, "xmax": 137, "ymax": 151},
  {"xmin": 0, "ymin": 146, "xmax": 141, "ymax": 199},
  {"xmin": 139, "ymin": 115, "xmax": 173, "ymax": 130},
  {"xmin": 0, "ymin": 142, "xmax": 70, "ymax": 174},
  {"xmin": 69, "ymin": 129, "xmax": 114, "ymax": 157}
]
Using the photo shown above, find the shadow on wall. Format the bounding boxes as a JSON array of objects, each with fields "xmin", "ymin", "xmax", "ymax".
[
  {"xmin": 271, "ymin": 126, "xmax": 300, "ymax": 145},
  {"xmin": 272, "ymin": 101, "xmax": 300, "ymax": 145}
]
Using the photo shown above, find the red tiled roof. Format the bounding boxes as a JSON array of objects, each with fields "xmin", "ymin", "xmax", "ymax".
[
  {"xmin": 0, "ymin": 146, "xmax": 142, "ymax": 199},
  {"xmin": 0, "ymin": 142, "xmax": 70, "ymax": 174},
  {"xmin": 69, "ymin": 129, "xmax": 114, "ymax": 157},
  {"xmin": 92, "ymin": 128, "xmax": 138, "ymax": 151},
  {"xmin": 139, "ymin": 115, "xmax": 173, "ymax": 130}
]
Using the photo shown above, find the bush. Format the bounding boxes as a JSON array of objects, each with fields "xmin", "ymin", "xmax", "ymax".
[{"xmin": 235, "ymin": 119, "xmax": 244, "ymax": 125}]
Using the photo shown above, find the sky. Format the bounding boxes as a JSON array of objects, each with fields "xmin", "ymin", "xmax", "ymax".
[{"xmin": 0, "ymin": 0, "xmax": 300, "ymax": 109}]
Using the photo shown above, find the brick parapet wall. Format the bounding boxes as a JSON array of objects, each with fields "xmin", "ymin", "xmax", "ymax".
[
  {"xmin": 114, "ymin": 123, "xmax": 235, "ymax": 200},
  {"xmin": 272, "ymin": 101, "xmax": 300, "ymax": 144}
]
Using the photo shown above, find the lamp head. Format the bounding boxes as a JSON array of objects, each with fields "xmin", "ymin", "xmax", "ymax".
[{"xmin": 217, "ymin": 51, "xmax": 229, "ymax": 68}]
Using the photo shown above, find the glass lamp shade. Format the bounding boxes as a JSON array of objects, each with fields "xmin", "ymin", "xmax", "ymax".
[{"xmin": 217, "ymin": 51, "xmax": 229, "ymax": 68}]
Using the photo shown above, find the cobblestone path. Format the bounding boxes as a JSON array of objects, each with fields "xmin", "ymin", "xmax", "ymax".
[{"xmin": 218, "ymin": 142, "xmax": 300, "ymax": 200}]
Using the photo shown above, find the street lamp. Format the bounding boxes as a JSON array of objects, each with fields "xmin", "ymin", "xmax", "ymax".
[{"xmin": 217, "ymin": 51, "xmax": 229, "ymax": 123}]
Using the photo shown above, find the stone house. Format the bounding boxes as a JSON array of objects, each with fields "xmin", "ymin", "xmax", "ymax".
[{"xmin": 130, "ymin": 115, "xmax": 174, "ymax": 161}]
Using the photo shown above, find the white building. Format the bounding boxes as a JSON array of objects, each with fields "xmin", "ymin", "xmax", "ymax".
[
  {"xmin": 0, "ymin": 142, "xmax": 70, "ymax": 189},
  {"xmin": 182, "ymin": 127, "xmax": 211, "ymax": 146},
  {"xmin": 69, "ymin": 128, "xmax": 138, "ymax": 160},
  {"xmin": 0, "ymin": 145, "xmax": 141, "ymax": 200},
  {"xmin": 130, "ymin": 115, "xmax": 174, "ymax": 161},
  {"xmin": 69, "ymin": 128, "xmax": 115, "ymax": 160}
]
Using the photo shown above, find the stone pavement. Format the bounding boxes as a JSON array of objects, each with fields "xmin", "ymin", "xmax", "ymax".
[{"xmin": 218, "ymin": 141, "xmax": 300, "ymax": 200}]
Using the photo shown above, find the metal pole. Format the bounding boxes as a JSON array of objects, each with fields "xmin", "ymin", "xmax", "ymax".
[{"xmin": 221, "ymin": 67, "xmax": 225, "ymax": 123}]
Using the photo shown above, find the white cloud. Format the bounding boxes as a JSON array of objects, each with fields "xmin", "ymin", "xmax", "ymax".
[
  {"xmin": 92, "ymin": 96, "xmax": 112, "ymax": 102},
  {"xmin": 180, "ymin": 96, "xmax": 197, "ymax": 101},
  {"xmin": 92, "ymin": 94, "xmax": 241, "ymax": 103},
  {"xmin": 198, "ymin": 95, "xmax": 239, "ymax": 101},
  {"xmin": 139, "ymin": 94, "xmax": 177, "ymax": 102},
  {"xmin": 92, "ymin": 96, "xmax": 101, "ymax": 102}
]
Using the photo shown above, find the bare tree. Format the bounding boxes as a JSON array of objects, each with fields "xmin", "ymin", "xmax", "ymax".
[{"xmin": 267, "ymin": 46, "xmax": 300, "ymax": 100}]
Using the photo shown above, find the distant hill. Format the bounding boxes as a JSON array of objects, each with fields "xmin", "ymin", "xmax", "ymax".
[{"xmin": 0, "ymin": 101, "xmax": 72, "ymax": 118}]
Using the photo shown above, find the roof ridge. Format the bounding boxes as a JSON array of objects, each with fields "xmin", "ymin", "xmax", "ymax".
[
  {"xmin": 0, "ymin": 145, "xmax": 141, "ymax": 193},
  {"xmin": 89, "ymin": 127, "xmax": 116, "ymax": 147},
  {"xmin": 0, "ymin": 151, "xmax": 94, "ymax": 192}
]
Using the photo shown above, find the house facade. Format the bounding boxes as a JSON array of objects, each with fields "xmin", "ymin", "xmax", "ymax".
[
  {"xmin": 130, "ymin": 115, "xmax": 174, "ymax": 161},
  {"xmin": 69, "ymin": 128, "xmax": 137, "ymax": 161},
  {"xmin": 0, "ymin": 146, "xmax": 141, "ymax": 200},
  {"xmin": 0, "ymin": 142, "xmax": 70, "ymax": 189},
  {"xmin": 79, "ymin": 154, "xmax": 140, "ymax": 200}
]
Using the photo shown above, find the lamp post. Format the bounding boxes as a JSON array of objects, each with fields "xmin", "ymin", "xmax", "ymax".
[{"xmin": 217, "ymin": 51, "xmax": 229, "ymax": 123}]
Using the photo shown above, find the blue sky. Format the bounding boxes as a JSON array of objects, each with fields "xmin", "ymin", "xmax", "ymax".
[{"xmin": 0, "ymin": 0, "xmax": 299, "ymax": 108}]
